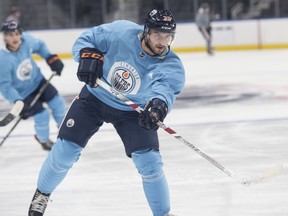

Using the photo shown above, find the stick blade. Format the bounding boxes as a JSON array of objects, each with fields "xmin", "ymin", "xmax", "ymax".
[
  {"xmin": 241, "ymin": 164, "xmax": 284, "ymax": 186},
  {"xmin": 0, "ymin": 101, "xmax": 24, "ymax": 126}
]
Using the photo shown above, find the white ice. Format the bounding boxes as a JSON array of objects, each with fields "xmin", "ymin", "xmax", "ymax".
[{"xmin": 0, "ymin": 50, "xmax": 288, "ymax": 216}]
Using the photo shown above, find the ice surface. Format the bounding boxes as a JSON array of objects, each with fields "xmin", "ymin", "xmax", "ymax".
[{"xmin": 0, "ymin": 50, "xmax": 288, "ymax": 216}]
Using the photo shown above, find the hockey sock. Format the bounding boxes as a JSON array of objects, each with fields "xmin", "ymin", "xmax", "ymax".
[
  {"xmin": 33, "ymin": 109, "xmax": 50, "ymax": 142},
  {"xmin": 132, "ymin": 149, "xmax": 170, "ymax": 216},
  {"xmin": 47, "ymin": 94, "xmax": 67, "ymax": 126},
  {"xmin": 37, "ymin": 138, "xmax": 83, "ymax": 194}
]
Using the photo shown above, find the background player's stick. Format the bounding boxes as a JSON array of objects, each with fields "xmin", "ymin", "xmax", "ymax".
[
  {"xmin": 0, "ymin": 100, "xmax": 24, "ymax": 127},
  {"xmin": 96, "ymin": 78, "xmax": 285, "ymax": 186},
  {"xmin": 0, "ymin": 74, "xmax": 55, "ymax": 147}
]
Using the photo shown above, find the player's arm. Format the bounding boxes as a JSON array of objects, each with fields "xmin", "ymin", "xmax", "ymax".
[
  {"xmin": 196, "ymin": 15, "xmax": 211, "ymax": 41},
  {"xmin": 24, "ymin": 33, "xmax": 64, "ymax": 75},
  {"xmin": 148, "ymin": 60, "xmax": 185, "ymax": 111},
  {"xmin": 139, "ymin": 60, "xmax": 185, "ymax": 130},
  {"xmin": 0, "ymin": 61, "xmax": 23, "ymax": 103},
  {"xmin": 24, "ymin": 32, "xmax": 50, "ymax": 58},
  {"xmin": 139, "ymin": 98, "xmax": 168, "ymax": 130},
  {"xmin": 76, "ymin": 47, "xmax": 104, "ymax": 87},
  {"xmin": 45, "ymin": 54, "xmax": 64, "ymax": 76},
  {"xmin": 1, "ymin": 81, "xmax": 34, "ymax": 120},
  {"xmin": 71, "ymin": 22, "xmax": 119, "ymax": 62},
  {"xmin": 72, "ymin": 23, "xmax": 118, "ymax": 87},
  {"xmin": 0, "ymin": 81, "xmax": 23, "ymax": 104},
  {"xmin": 0, "ymin": 63, "xmax": 28, "ymax": 120}
]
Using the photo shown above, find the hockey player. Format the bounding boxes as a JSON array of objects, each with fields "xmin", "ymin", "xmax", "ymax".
[
  {"xmin": 0, "ymin": 20, "xmax": 67, "ymax": 150},
  {"xmin": 28, "ymin": 9, "xmax": 185, "ymax": 216},
  {"xmin": 196, "ymin": 2, "xmax": 213, "ymax": 55},
  {"xmin": 5, "ymin": 6, "xmax": 21, "ymax": 24}
]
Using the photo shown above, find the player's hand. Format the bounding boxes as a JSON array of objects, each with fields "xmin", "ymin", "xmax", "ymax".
[
  {"xmin": 46, "ymin": 54, "xmax": 64, "ymax": 76},
  {"xmin": 138, "ymin": 98, "xmax": 168, "ymax": 130},
  {"xmin": 77, "ymin": 47, "xmax": 104, "ymax": 87},
  {"xmin": 19, "ymin": 100, "xmax": 31, "ymax": 120}
]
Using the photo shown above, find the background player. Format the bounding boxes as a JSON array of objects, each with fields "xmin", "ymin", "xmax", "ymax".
[
  {"xmin": 0, "ymin": 20, "xmax": 67, "ymax": 150},
  {"xmin": 28, "ymin": 9, "xmax": 185, "ymax": 216},
  {"xmin": 5, "ymin": 6, "xmax": 21, "ymax": 24},
  {"xmin": 195, "ymin": 2, "xmax": 213, "ymax": 55}
]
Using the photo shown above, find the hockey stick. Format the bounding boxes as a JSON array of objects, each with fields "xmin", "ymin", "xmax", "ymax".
[
  {"xmin": 96, "ymin": 79, "xmax": 285, "ymax": 186},
  {"xmin": 0, "ymin": 100, "xmax": 24, "ymax": 127},
  {"xmin": 0, "ymin": 74, "xmax": 55, "ymax": 146}
]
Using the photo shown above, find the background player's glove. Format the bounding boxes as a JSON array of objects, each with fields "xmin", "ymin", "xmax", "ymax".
[
  {"xmin": 77, "ymin": 47, "xmax": 104, "ymax": 87},
  {"xmin": 46, "ymin": 54, "xmax": 64, "ymax": 76},
  {"xmin": 19, "ymin": 100, "xmax": 31, "ymax": 120},
  {"xmin": 139, "ymin": 98, "xmax": 168, "ymax": 131}
]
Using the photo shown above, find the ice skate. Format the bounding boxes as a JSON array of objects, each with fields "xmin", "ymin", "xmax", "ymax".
[
  {"xmin": 34, "ymin": 135, "xmax": 54, "ymax": 151},
  {"xmin": 28, "ymin": 189, "xmax": 50, "ymax": 216}
]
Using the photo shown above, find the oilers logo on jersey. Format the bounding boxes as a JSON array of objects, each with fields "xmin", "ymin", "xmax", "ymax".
[
  {"xmin": 108, "ymin": 61, "xmax": 141, "ymax": 94},
  {"xmin": 16, "ymin": 59, "xmax": 33, "ymax": 80}
]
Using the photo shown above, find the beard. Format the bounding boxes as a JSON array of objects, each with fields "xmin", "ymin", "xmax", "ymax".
[{"xmin": 144, "ymin": 38, "xmax": 169, "ymax": 57}]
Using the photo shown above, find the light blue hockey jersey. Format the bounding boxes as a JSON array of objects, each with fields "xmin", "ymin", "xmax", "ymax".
[
  {"xmin": 0, "ymin": 32, "xmax": 51, "ymax": 103},
  {"xmin": 72, "ymin": 20, "xmax": 185, "ymax": 112}
]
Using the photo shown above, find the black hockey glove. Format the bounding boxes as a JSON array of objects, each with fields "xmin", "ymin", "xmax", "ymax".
[
  {"xmin": 19, "ymin": 101, "xmax": 31, "ymax": 120},
  {"xmin": 77, "ymin": 47, "xmax": 104, "ymax": 87},
  {"xmin": 46, "ymin": 54, "xmax": 64, "ymax": 76},
  {"xmin": 139, "ymin": 98, "xmax": 168, "ymax": 131}
]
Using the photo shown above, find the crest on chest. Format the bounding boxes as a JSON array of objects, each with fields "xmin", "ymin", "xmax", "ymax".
[{"xmin": 107, "ymin": 62, "xmax": 141, "ymax": 94}]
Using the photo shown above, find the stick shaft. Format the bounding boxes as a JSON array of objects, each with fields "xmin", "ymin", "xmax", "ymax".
[
  {"xmin": 29, "ymin": 74, "xmax": 55, "ymax": 108},
  {"xmin": 96, "ymin": 79, "xmax": 237, "ymax": 181}
]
